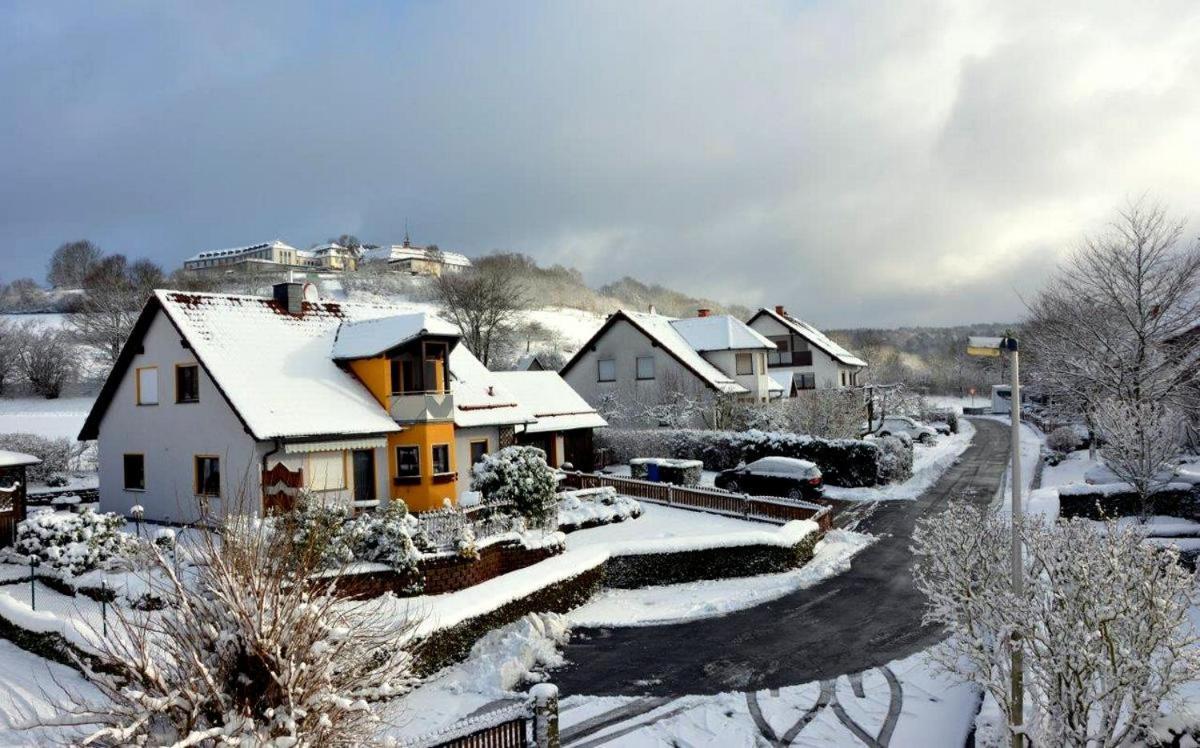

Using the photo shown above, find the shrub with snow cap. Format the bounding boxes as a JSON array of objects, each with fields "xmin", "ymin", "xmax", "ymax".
[
  {"xmin": 281, "ymin": 496, "xmax": 421, "ymax": 573},
  {"xmin": 472, "ymin": 446, "xmax": 558, "ymax": 528},
  {"xmin": 15, "ymin": 508, "xmax": 132, "ymax": 576},
  {"xmin": 1046, "ymin": 425, "xmax": 1081, "ymax": 454}
]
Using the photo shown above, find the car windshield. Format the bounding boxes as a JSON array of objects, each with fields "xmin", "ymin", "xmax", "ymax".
[{"xmin": 747, "ymin": 457, "xmax": 818, "ymax": 476}]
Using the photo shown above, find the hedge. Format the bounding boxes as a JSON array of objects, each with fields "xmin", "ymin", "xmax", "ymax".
[
  {"xmin": 1057, "ymin": 483, "xmax": 1199, "ymax": 521},
  {"xmin": 596, "ymin": 428, "xmax": 912, "ymax": 487}
]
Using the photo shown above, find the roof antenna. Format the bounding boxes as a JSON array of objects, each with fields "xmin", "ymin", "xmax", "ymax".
[{"xmin": 403, "ymin": 220, "xmax": 411, "ymax": 248}]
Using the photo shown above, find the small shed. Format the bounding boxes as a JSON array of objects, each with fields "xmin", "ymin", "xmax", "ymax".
[{"xmin": 0, "ymin": 450, "xmax": 37, "ymax": 547}]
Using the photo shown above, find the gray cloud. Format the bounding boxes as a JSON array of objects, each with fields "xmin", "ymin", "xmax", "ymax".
[{"xmin": 2, "ymin": 0, "xmax": 1199, "ymax": 326}]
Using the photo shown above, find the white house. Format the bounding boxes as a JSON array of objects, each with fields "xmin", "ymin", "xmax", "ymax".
[
  {"xmin": 362, "ymin": 236, "xmax": 471, "ymax": 277},
  {"xmin": 79, "ymin": 282, "xmax": 602, "ymax": 524},
  {"xmin": 559, "ymin": 308, "xmax": 777, "ymax": 427},
  {"xmin": 745, "ymin": 305, "xmax": 868, "ymax": 394}
]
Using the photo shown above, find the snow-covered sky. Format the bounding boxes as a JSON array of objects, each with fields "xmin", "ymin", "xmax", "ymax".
[{"xmin": 3, "ymin": 1, "xmax": 1199, "ymax": 326}]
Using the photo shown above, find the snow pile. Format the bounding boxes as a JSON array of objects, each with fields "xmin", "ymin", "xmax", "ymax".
[
  {"xmin": 556, "ymin": 487, "xmax": 642, "ymax": 532},
  {"xmin": 569, "ymin": 529, "xmax": 873, "ymax": 627},
  {"xmin": 12, "ymin": 508, "xmax": 132, "ymax": 576},
  {"xmin": 378, "ymin": 613, "xmax": 572, "ymax": 743}
]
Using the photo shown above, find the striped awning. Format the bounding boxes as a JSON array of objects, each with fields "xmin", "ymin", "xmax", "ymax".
[{"xmin": 283, "ymin": 437, "xmax": 388, "ymax": 454}]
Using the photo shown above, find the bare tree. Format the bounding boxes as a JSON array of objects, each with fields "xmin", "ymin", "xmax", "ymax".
[
  {"xmin": 18, "ymin": 325, "xmax": 76, "ymax": 398},
  {"xmin": 1093, "ymin": 397, "xmax": 1182, "ymax": 518},
  {"xmin": 56, "ymin": 505, "xmax": 415, "ymax": 744},
  {"xmin": 46, "ymin": 239, "xmax": 102, "ymax": 289},
  {"xmin": 69, "ymin": 254, "xmax": 161, "ymax": 365},
  {"xmin": 1026, "ymin": 200, "xmax": 1200, "ymax": 452},
  {"xmin": 433, "ymin": 257, "xmax": 529, "ymax": 367},
  {"xmin": 914, "ymin": 504, "xmax": 1200, "ymax": 747}
]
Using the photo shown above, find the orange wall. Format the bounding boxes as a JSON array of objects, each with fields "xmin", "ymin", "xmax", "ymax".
[
  {"xmin": 387, "ymin": 422, "xmax": 458, "ymax": 511},
  {"xmin": 348, "ymin": 357, "xmax": 390, "ymax": 407}
]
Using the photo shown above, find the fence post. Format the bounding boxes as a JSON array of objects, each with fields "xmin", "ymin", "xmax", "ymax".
[
  {"xmin": 29, "ymin": 559, "xmax": 35, "ymax": 610},
  {"xmin": 666, "ymin": 484, "xmax": 674, "ymax": 506},
  {"xmin": 531, "ymin": 682, "xmax": 560, "ymax": 748},
  {"xmin": 101, "ymin": 578, "xmax": 108, "ymax": 638}
]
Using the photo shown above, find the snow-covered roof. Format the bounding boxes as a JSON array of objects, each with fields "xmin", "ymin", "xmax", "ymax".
[
  {"xmin": 0, "ymin": 450, "xmax": 40, "ymax": 468},
  {"xmin": 155, "ymin": 291, "xmax": 406, "ymax": 440},
  {"xmin": 669, "ymin": 315, "xmax": 775, "ymax": 352},
  {"xmin": 619, "ymin": 311, "xmax": 748, "ymax": 394},
  {"xmin": 186, "ymin": 240, "xmax": 295, "ymax": 262},
  {"xmin": 331, "ymin": 313, "xmax": 460, "ymax": 360},
  {"xmin": 767, "ymin": 374, "xmax": 785, "ymax": 393},
  {"xmin": 492, "ymin": 371, "xmax": 607, "ymax": 434},
  {"xmin": 752, "ymin": 308, "xmax": 868, "ymax": 368},
  {"xmin": 449, "ymin": 347, "xmax": 535, "ymax": 428},
  {"xmin": 363, "ymin": 244, "xmax": 472, "ymax": 268}
]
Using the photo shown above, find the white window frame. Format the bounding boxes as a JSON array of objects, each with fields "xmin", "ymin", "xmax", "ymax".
[
  {"xmin": 635, "ymin": 356, "xmax": 655, "ymax": 381},
  {"xmin": 136, "ymin": 366, "xmax": 159, "ymax": 405}
]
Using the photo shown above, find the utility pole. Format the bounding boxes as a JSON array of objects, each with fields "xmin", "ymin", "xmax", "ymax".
[{"xmin": 968, "ymin": 335, "xmax": 1024, "ymax": 748}]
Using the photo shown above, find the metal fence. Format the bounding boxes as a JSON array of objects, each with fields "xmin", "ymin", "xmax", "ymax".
[
  {"xmin": 560, "ymin": 472, "xmax": 832, "ymax": 530},
  {"xmin": 402, "ymin": 684, "xmax": 559, "ymax": 748},
  {"xmin": 414, "ymin": 500, "xmax": 552, "ymax": 552}
]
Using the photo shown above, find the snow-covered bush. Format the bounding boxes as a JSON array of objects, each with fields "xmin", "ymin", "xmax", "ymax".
[
  {"xmin": 914, "ymin": 504, "xmax": 1200, "ymax": 747},
  {"xmin": 873, "ymin": 434, "xmax": 914, "ymax": 484},
  {"xmin": 281, "ymin": 497, "xmax": 420, "ymax": 572},
  {"xmin": 64, "ymin": 512, "xmax": 416, "ymax": 745},
  {"xmin": 472, "ymin": 446, "xmax": 558, "ymax": 528},
  {"xmin": 557, "ymin": 487, "xmax": 642, "ymax": 532},
  {"xmin": 1046, "ymin": 425, "xmax": 1082, "ymax": 454},
  {"xmin": 596, "ymin": 428, "xmax": 907, "ymax": 487},
  {"xmin": 15, "ymin": 508, "xmax": 131, "ymax": 576},
  {"xmin": 0, "ymin": 432, "xmax": 80, "ymax": 483}
]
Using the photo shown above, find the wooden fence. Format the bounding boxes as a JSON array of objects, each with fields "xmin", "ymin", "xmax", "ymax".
[{"xmin": 560, "ymin": 472, "xmax": 832, "ymax": 531}]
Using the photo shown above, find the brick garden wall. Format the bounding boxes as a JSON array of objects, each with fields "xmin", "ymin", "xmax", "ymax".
[{"xmin": 336, "ymin": 540, "xmax": 563, "ymax": 599}]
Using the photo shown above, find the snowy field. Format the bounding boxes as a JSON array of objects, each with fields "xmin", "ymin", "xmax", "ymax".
[{"xmin": 0, "ymin": 396, "xmax": 95, "ymax": 440}]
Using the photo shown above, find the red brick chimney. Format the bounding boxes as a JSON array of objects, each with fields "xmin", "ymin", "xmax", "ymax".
[
  {"xmin": 775, "ymin": 305, "xmax": 786, "ymax": 316},
  {"xmin": 697, "ymin": 308, "xmax": 711, "ymax": 318}
]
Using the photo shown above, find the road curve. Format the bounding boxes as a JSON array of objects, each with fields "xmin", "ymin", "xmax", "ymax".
[{"xmin": 549, "ymin": 417, "xmax": 1011, "ymax": 697}]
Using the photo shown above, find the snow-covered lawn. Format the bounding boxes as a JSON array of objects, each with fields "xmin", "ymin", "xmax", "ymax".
[
  {"xmin": 0, "ymin": 639, "xmax": 101, "ymax": 746},
  {"xmin": 0, "ymin": 396, "xmax": 96, "ymax": 440},
  {"xmin": 568, "ymin": 529, "xmax": 873, "ymax": 627},
  {"xmin": 825, "ymin": 418, "xmax": 976, "ymax": 502},
  {"xmin": 925, "ymin": 394, "xmax": 985, "ymax": 414}
]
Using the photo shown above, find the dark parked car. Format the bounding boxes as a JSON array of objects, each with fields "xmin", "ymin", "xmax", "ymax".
[{"xmin": 713, "ymin": 456, "xmax": 824, "ymax": 500}]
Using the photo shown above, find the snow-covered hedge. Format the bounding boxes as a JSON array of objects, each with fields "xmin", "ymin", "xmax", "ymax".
[
  {"xmin": 0, "ymin": 433, "xmax": 78, "ymax": 483},
  {"xmin": 1057, "ymin": 482, "xmax": 1198, "ymax": 521},
  {"xmin": 472, "ymin": 446, "xmax": 558, "ymax": 527},
  {"xmin": 15, "ymin": 507, "xmax": 132, "ymax": 576},
  {"xmin": 872, "ymin": 434, "xmax": 914, "ymax": 484},
  {"xmin": 557, "ymin": 487, "xmax": 642, "ymax": 532},
  {"xmin": 596, "ymin": 428, "xmax": 911, "ymax": 487}
]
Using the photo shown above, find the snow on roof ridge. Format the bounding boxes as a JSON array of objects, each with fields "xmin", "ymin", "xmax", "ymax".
[
  {"xmin": 762, "ymin": 307, "xmax": 868, "ymax": 368},
  {"xmin": 618, "ymin": 309, "xmax": 748, "ymax": 394}
]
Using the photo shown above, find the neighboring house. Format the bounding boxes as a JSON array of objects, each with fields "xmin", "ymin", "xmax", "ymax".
[
  {"xmin": 746, "ymin": 305, "xmax": 868, "ymax": 394},
  {"xmin": 493, "ymin": 371, "xmax": 607, "ymax": 472},
  {"xmin": 514, "ymin": 353, "xmax": 548, "ymax": 371},
  {"xmin": 306, "ymin": 242, "xmax": 359, "ymax": 272},
  {"xmin": 79, "ymin": 282, "xmax": 597, "ymax": 523},
  {"xmin": 362, "ymin": 236, "xmax": 471, "ymax": 277},
  {"xmin": 559, "ymin": 308, "xmax": 776, "ymax": 427}
]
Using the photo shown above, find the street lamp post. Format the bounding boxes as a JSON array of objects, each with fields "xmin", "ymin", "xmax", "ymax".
[{"xmin": 968, "ymin": 335, "xmax": 1023, "ymax": 748}]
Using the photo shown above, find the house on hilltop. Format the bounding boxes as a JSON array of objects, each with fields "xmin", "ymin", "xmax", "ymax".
[
  {"xmin": 363, "ymin": 235, "xmax": 471, "ymax": 277},
  {"xmin": 79, "ymin": 282, "xmax": 603, "ymax": 524},
  {"xmin": 745, "ymin": 305, "xmax": 868, "ymax": 394},
  {"xmin": 559, "ymin": 308, "xmax": 778, "ymax": 427}
]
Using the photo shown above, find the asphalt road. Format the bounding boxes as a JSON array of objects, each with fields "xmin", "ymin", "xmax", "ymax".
[{"xmin": 550, "ymin": 418, "xmax": 1011, "ymax": 697}]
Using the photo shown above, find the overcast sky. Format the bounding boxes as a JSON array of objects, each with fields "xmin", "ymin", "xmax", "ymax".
[{"xmin": 2, "ymin": 1, "xmax": 1199, "ymax": 327}]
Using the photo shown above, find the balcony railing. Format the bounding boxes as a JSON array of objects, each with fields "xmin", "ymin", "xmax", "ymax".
[
  {"xmin": 767, "ymin": 351, "xmax": 813, "ymax": 367},
  {"xmin": 390, "ymin": 391, "xmax": 455, "ymax": 423}
]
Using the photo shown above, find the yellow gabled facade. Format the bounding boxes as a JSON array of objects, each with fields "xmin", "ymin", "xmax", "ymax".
[{"xmin": 347, "ymin": 350, "xmax": 459, "ymax": 513}]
